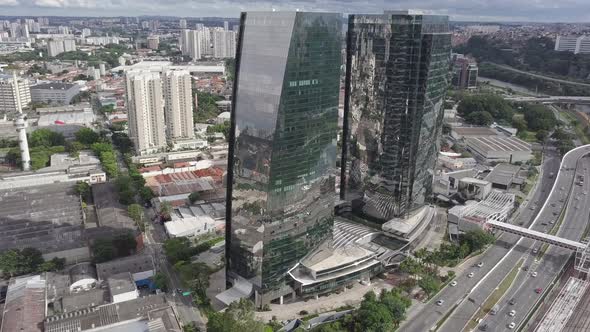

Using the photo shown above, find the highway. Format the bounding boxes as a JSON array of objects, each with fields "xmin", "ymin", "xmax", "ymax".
[
  {"xmin": 485, "ymin": 63, "xmax": 590, "ymax": 88},
  {"xmin": 477, "ymin": 148, "xmax": 590, "ymax": 332},
  {"xmin": 399, "ymin": 144, "xmax": 561, "ymax": 332}
]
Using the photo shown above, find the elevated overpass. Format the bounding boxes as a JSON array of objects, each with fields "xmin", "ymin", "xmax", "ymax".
[
  {"xmin": 486, "ymin": 219, "xmax": 586, "ymax": 251},
  {"xmin": 505, "ymin": 96, "xmax": 590, "ymax": 105}
]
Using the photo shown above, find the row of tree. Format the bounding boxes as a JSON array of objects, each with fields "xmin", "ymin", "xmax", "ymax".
[{"xmin": 0, "ymin": 248, "xmax": 65, "ymax": 278}]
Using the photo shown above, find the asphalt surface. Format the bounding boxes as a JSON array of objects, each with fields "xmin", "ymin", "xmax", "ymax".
[
  {"xmin": 478, "ymin": 149, "xmax": 590, "ymax": 332},
  {"xmin": 399, "ymin": 144, "xmax": 562, "ymax": 332},
  {"xmin": 435, "ymin": 144, "xmax": 590, "ymax": 332}
]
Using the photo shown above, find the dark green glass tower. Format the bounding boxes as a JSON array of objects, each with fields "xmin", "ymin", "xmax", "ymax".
[
  {"xmin": 226, "ymin": 11, "xmax": 341, "ymax": 306},
  {"xmin": 341, "ymin": 12, "xmax": 451, "ymax": 222}
]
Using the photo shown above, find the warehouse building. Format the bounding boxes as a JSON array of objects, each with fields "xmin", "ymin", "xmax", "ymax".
[
  {"xmin": 466, "ymin": 136, "xmax": 532, "ymax": 164},
  {"xmin": 30, "ymin": 82, "xmax": 80, "ymax": 105}
]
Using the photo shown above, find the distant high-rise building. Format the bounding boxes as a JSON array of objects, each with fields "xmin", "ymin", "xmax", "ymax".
[
  {"xmin": 341, "ymin": 12, "xmax": 452, "ymax": 220},
  {"xmin": 81, "ymin": 28, "xmax": 92, "ymax": 38},
  {"xmin": 452, "ymin": 54, "xmax": 478, "ymax": 90},
  {"xmin": 212, "ymin": 30, "xmax": 236, "ymax": 58},
  {"xmin": 223, "ymin": 21, "xmax": 229, "ymax": 31},
  {"xmin": 126, "ymin": 71, "xmax": 167, "ymax": 155},
  {"xmin": 141, "ymin": 21, "xmax": 150, "ymax": 30},
  {"xmin": 48, "ymin": 39, "xmax": 76, "ymax": 56},
  {"xmin": 147, "ymin": 35, "xmax": 160, "ymax": 50},
  {"xmin": 200, "ymin": 27, "xmax": 211, "ymax": 55},
  {"xmin": 149, "ymin": 20, "xmax": 160, "ymax": 32},
  {"xmin": 180, "ymin": 30, "xmax": 202, "ymax": 60},
  {"xmin": 195, "ymin": 23, "xmax": 204, "ymax": 30},
  {"xmin": 99, "ymin": 63, "xmax": 107, "ymax": 76},
  {"xmin": 0, "ymin": 74, "xmax": 31, "ymax": 113},
  {"xmin": 37, "ymin": 17, "xmax": 49, "ymax": 26},
  {"xmin": 179, "ymin": 19, "xmax": 187, "ymax": 29},
  {"xmin": 163, "ymin": 70, "xmax": 194, "ymax": 140},
  {"xmin": 58, "ymin": 26, "xmax": 70, "ymax": 35},
  {"xmin": 226, "ymin": 11, "xmax": 341, "ymax": 307}
]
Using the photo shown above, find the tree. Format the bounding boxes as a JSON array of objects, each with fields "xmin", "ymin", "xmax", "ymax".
[
  {"xmin": 92, "ymin": 239, "xmax": 115, "ymax": 263},
  {"xmin": 465, "ymin": 111, "xmax": 494, "ymax": 126},
  {"xmin": 379, "ymin": 289, "xmax": 411, "ymax": 328},
  {"xmin": 38, "ymin": 257, "xmax": 66, "ymax": 272},
  {"xmin": 75, "ymin": 128, "xmax": 100, "ymax": 145},
  {"xmin": 462, "ymin": 230, "xmax": 495, "ymax": 252},
  {"xmin": 111, "ymin": 233, "xmax": 137, "ymax": 257},
  {"xmin": 75, "ymin": 181, "xmax": 91, "ymax": 202},
  {"xmin": 29, "ymin": 129, "xmax": 65, "ymax": 148},
  {"xmin": 207, "ymin": 299, "xmax": 267, "ymax": 332},
  {"xmin": 153, "ymin": 272, "xmax": 169, "ymax": 291},
  {"xmin": 536, "ymin": 130, "xmax": 549, "ymax": 142},
  {"xmin": 355, "ymin": 291, "xmax": 395, "ymax": 332},
  {"xmin": 182, "ymin": 322, "xmax": 201, "ymax": 332},
  {"xmin": 128, "ymin": 204, "xmax": 144, "ymax": 227},
  {"xmin": 418, "ymin": 274, "xmax": 441, "ymax": 298},
  {"xmin": 160, "ymin": 201, "xmax": 172, "ymax": 221},
  {"xmin": 163, "ymin": 237, "xmax": 192, "ymax": 264},
  {"xmin": 139, "ymin": 187, "xmax": 154, "ymax": 202},
  {"xmin": 188, "ymin": 191, "xmax": 201, "ymax": 204}
]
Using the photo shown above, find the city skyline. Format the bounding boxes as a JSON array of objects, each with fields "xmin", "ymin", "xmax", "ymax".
[{"xmin": 0, "ymin": 1, "xmax": 589, "ymax": 23}]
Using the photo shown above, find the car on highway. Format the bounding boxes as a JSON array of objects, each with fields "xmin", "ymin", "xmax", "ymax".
[
  {"xmin": 584, "ymin": 192, "xmax": 588, "ymax": 195},
  {"xmin": 532, "ymin": 272, "xmax": 538, "ymax": 277},
  {"xmin": 450, "ymin": 281, "xmax": 457, "ymax": 287},
  {"xmin": 436, "ymin": 300, "xmax": 444, "ymax": 306},
  {"xmin": 468, "ymin": 272, "xmax": 475, "ymax": 278},
  {"xmin": 479, "ymin": 324, "xmax": 488, "ymax": 331},
  {"xmin": 533, "ymin": 248, "xmax": 538, "ymax": 254},
  {"xmin": 509, "ymin": 298, "xmax": 516, "ymax": 305},
  {"xmin": 477, "ymin": 262, "xmax": 484, "ymax": 268},
  {"xmin": 535, "ymin": 288, "xmax": 543, "ymax": 294},
  {"xmin": 508, "ymin": 322, "xmax": 516, "ymax": 329},
  {"xmin": 509, "ymin": 310, "xmax": 516, "ymax": 317}
]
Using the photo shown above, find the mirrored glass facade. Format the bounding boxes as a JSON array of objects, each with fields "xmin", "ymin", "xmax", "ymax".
[
  {"xmin": 341, "ymin": 13, "xmax": 451, "ymax": 222},
  {"xmin": 226, "ymin": 11, "xmax": 342, "ymax": 305}
]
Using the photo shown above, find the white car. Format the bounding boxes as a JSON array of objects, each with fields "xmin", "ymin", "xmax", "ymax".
[
  {"xmin": 477, "ymin": 262, "xmax": 484, "ymax": 268},
  {"xmin": 509, "ymin": 310, "xmax": 516, "ymax": 317},
  {"xmin": 508, "ymin": 322, "xmax": 516, "ymax": 329},
  {"xmin": 450, "ymin": 281, "xmax": 458, "ymax": 287},
  {"xmin": 532, "ymin": 272, "xmax": 538, "ymax": 277},
  {"xmin": 468, "ymin": 272, "xmax": 475, "ymax": 278},
  {"xmin": 436, "ymin": 300, "xmax": 444, "ymax": 306}
]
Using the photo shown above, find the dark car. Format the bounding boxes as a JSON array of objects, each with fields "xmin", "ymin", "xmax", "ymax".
[
  {"xmin": 509, "ymin": 298, "xmax": 516, "ymax": 305},
  {"xmin": 479, "ymin": 324, "xmax": 488, "ymax": 331}
]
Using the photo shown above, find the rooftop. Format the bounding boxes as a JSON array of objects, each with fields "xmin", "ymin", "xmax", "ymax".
[
  {"xmin": 452, "ymin": 126, "xmax": 499, "ymax": 137},
  {"xmin": 1, "ymin": 274, "xmax": 46, "ymax": 332},
  {"xmin": 485, "ymin": 163, "xmax": 522, "ymax": 186},
  {"xmin": 467, "ymin": 136, "xmax": 531, "ymax": 153},
  {"xmin": 107, "ymin": 272, "xmax": 136, "ymax": 296},
  {"xmin": 0, "ymin": 183, "xmax": 85, "ymax": 252},
  {"xmin": 31, "ymin": 82, "xmax": 76, "ymax": 90},
  {"xmin": 96, "ymin": 254, "xmax": 155, "ymax": 281}
]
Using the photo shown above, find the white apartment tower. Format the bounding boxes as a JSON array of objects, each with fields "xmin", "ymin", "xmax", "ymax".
[
  {"xmin": 0, "ymin": 75, "xmax": 31, "ymax": 113},
  {"xmin": 212, "ymin": 30, "xmax": 236, "ymax": 58},
  {"xmin": 180, "ymin": 30, "xmax": 202, "ymax": 60},
  {"xmin": 179, "ymin": 19, "xmax": 187, "ymax": 29},
  {"xmin": 163, "ymin": 70, "xmax": 194, "ymax": 140},
  {"xmin": 126, "ymin": 71, "xmax": 167, "ymax": 155}
]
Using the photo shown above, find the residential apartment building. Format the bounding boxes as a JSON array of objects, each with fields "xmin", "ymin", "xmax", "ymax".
[
  {"xmin": 163, "ymin": 70, "xmax": 194, "ymax": 140},
  {"xmin": 125, "ymin": 71, "xmax": 167, "ymax": 155},
  {"xmin": 47, "ymin": 39, "xmax": 76, "ymax": 57},
  {"xmin": 180, "ymin": 29, "xmax": 202, "ymax": 60},
  {"xmin": 452, "ymin": 54, "xmax": 478, "ymax": 89},
  {"xmin": 212, "ymin": 29, "xmax": 236, "ymax": 58},
  {"xmin": 555, "ymin": 35, "xmax": 590, "ymax": 54},
  {"xmin": 0, "ymin": 74, "xmax": 31, "ymax": 113}
]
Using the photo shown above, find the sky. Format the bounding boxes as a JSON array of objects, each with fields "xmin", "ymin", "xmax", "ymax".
[{"xmin": 0, "ymin": 0, "xmax": 589, "ymax": 23}]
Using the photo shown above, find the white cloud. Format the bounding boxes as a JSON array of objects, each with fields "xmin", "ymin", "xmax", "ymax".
[{"xmin": 0, "ymin": 0, "xmax": 19, "ymax": 6}]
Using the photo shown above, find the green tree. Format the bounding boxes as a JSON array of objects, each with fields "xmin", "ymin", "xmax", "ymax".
[
  {"xmin": 75, "ymin": 181, "xmax": 91, "ymax": 202},
  {"xmin": 111, "ymin": 233, "xmax": 137, "ymax": 257},
  {"xmin": 418, "ymin": 274, "xmax": 441, "ymax": 298},
  {"xmin": 355, "ymin": 291, "xmax": 394, "ymax": 332},
  {"xmin": 462, "ymin": 230, "xmax": 495, "ymax": 252},
  {"xmin": 379, "ymin": 289, "xmax": 411, "ymax": 328},
  {"xmin": 29, "ymin": 129, "xmax": 65, "ymax": 147},
  {"xmin": 207, "ymin": 299, "xmax": 266, "ymax": 332},
  {"xmin": 128, "ymin": 204, "xmax": 144, "ymax": 229},
  {"xmin": 163, "ymin": 237, "xmax": 192, "ymax": 264},
  {"xmin": 75, "ymin": 128, "xmax": 100, "ymax": 145},
  {"xmin": 536, "ymin": 130, "xmax": 549, "ymax": 142},
  {"xmin": 160, "ymin": 201, "xmax": 172, "ymax": 221},
  {"xmin": 38, "ymin": 257, "xmax": 66, "ymax": 272},
  {"xmin": 188, "ymin": 191, "xmax": 201, "ymax": 203},
  {"xmin": 465, "ymin": 111, "xmax": 494, "ymax": 126},
  {"xmin": 153, "ymin": 272, "xmax": 169, "ymax": 291},
  {"xmin": 92, "ymin": 239, "xmax": 115, "ymax": 263}
]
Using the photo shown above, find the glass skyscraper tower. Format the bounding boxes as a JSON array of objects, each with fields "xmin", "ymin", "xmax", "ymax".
[
  {"xmin": 341, "ymin": 12, "xmax": 451, "ymax": 222},
  {"xmin": 226, "ymin": 11, "xmax": 341, "ymax": 306}
]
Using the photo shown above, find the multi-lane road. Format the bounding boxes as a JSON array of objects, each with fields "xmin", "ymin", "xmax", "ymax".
[{"xmin": 400, "ymin": 143, "xmax": 590, "ymax": 332}]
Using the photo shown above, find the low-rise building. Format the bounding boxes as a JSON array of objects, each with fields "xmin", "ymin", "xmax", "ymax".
[
  {"xmin": 96, "ymin": 254, "xmax": 155, "ymax": 286},
  {"xmin": 450, "ymin": 126, "xmax": 499, "ymax": 140},
  {"xmin": 30, "ymin": 82, "xmax": 81, "ymax": 105},
  {"xmin": 107, "ymin": 272, "xmax": 139, "ymax": 304},
  {"xmin": 438, "ymin": 155, "xmax": 477, "ymax": 170},
  {"xmin": 457, "ymin": 177, "xmax": 492, "ymax": 200},
  {"xmin": 164, "ymin": 206, "xmax": 217, "ymax": 238},
  {"xmin": 36, "ymin": 103, "xmax": 96, "ymax": 127},
  {"xmin": 484, "ymin": 163, "xmax": 523, "ymax": 190},
  {"xmin": 448, "ymin": 190, "xmax": 515, "ymax": 234},
  {"xmin": 466, "ymin": 136, "xmax": 532, "ymax": 164}
]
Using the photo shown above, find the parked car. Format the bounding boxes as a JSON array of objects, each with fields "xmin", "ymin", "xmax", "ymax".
[
  {"xmin": 450, "ymin": 281, "xmax": 458, "ymax": 287},
  {"xmin": 535, "ymin": 288, "xmax": 543, "ymax": 294},
  {"xmin": 436, "ymin": 300, "xmax": 444, "ymax": 306},
  {"xmin": 477, "ymin": 262, "xmax": 484, "ymax": 268},
  {"xmin": 509, "ymin": 310, "xmax": 516, "ymax": 317},
  {"xmin": 508, "ymin": 322, "xmax": 516, "ymax": 329},
  {"xmin": 468, "ymin": 272, "xmax": 475, "ymax": 278}
]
